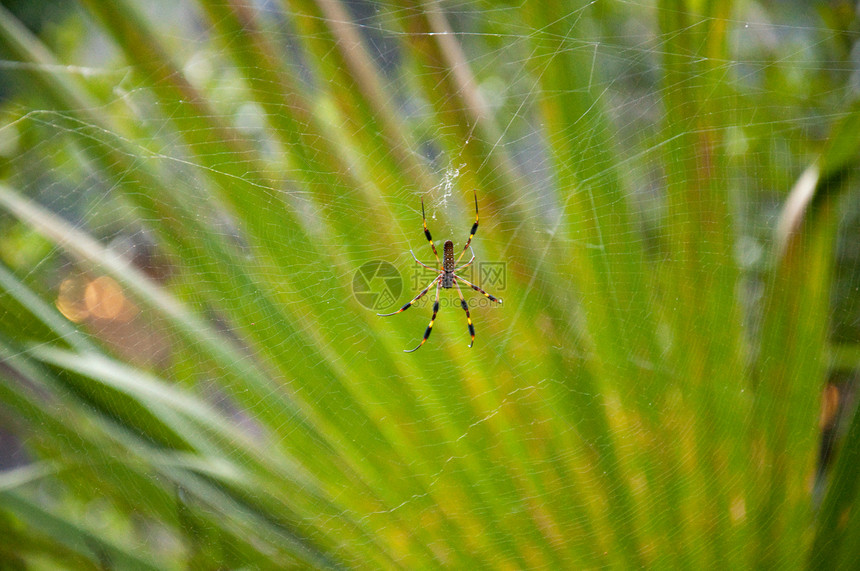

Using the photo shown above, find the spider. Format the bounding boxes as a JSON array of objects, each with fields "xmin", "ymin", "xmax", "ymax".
[{"xmin": 379, "ymin": 190, "xmax": 502, "ymax": 352}]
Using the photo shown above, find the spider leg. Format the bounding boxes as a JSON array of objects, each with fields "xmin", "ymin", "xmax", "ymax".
[
  {"xmin": 452, "ymin": 247, "xmax": 475, "ymax": 273},
  {"xmin": 377, "ymin": 276, "xmax": 439, "ymax": 316},
  {"xmin": 421, "ymin": 198, "xmax": 441, "ymax": 267},
  {"xmin": 405, "ymin": 281, "xmax": 440, "ymax": 352},
  {"xmin": 453, "ymin": 280, "xmax": 474, "ymax": 348},
  {"xmin": 410, "ymin": 249, "xmax": 440, "ymax": 272},
  {"xmin": 456, "ymin": 275, "xmax": 502, "ymax": 304},
  {"xmin": 455, "ymin": 189, "xmax": 479, "ymax": 264}
]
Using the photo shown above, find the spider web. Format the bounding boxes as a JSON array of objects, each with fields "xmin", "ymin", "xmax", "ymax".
[{"xmin": 1, "ymin": 0, "xmax": 859, "ymax": 567}]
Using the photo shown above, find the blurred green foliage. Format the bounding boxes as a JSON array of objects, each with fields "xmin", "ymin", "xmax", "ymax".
[{"xmin": 0, "ymin": 0, "xmax": 859, "ymax": 568}]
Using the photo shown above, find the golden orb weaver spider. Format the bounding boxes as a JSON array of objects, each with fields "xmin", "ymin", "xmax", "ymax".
[{"xmin": 378, "ymin": 190, "xmax": 503, "ymax": 352}]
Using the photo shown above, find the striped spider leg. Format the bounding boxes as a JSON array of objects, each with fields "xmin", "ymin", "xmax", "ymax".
[
  {"xmin": 453, "ymin": 280, "xmax": 474, "ymax": 347},
  {"xmin": 379, "ymin": 191, "xmax": 503, "ymax": 352},
  {"xmin": 455, "ymin": 189, "xmax": 479, "ymax": 264},
  {"xmin": 378, "ymin": 275, "xmax": 440, "ymax": 317},
  {"xmin": 454, "ymin": 275, "xmax": 502, "ymax": 304}
]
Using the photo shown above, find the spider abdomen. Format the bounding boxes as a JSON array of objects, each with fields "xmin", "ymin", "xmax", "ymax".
[{"xmin": 442, "ymin": 240, "xmax": 455, "ymax": 288}]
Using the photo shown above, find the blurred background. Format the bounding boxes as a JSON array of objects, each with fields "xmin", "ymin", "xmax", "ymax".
[{"xmin": 0, "ymin": 0, "xmax": 859, "ymax": 568}]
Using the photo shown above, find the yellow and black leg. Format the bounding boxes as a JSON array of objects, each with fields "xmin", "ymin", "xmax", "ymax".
[
  {"xmin": 454, "ymin": 280, "xmax": 475, "ymax": 347},
  {"xmin": 457, "ymin": 276, "xmax": 502, "ymax": 304},
  {"xmin": 421, "ymin": 198, "xmax": 440, "ymax": 267},
  {"xmin": 405, "ymin": 282, "xmax": 440, "ymax": 353},
  {"xmin": 456, "ymin": 189, "xmax": 479, "ymax": 264},
  {"xmin": 378, "ymin": 277, "xmax": 439, "ymax": 317}
]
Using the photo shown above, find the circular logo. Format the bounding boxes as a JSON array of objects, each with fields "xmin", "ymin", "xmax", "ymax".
[{"xmin": 353, "ymin": 261, "xmax": 403, "ymax": 311}]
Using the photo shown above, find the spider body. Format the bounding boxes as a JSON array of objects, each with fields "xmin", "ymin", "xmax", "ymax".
[
  {"xmin": 379, "ymin": 191, "xmax": 502, "ymax": 352},
  {"xmin": 441, "ymin": 240, "xmax": 455, "ymax": 288}
]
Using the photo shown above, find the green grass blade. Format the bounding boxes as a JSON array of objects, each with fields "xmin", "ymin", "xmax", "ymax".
[
  {"xmin": 752, "ymin": 133, "xmax": 853, "ymax": 569},
  {"xmin": 0, "ymin": 487, "xmax": 163, "ymax": 570},
  {"xmin": 809, "ymin": 396, "xmax": 860, "ymax": 568}
]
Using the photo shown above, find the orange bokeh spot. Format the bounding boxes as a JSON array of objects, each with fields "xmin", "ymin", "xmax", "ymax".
[
  {"xmin": 84, "ymin": 276, "xmax": 137, "ymax": 322},
  {"xmin": 56, "ymin": 277, "xmax": 88, "ymax": 322}
]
